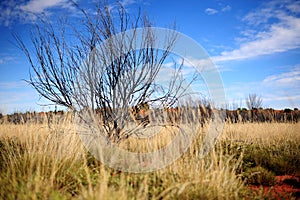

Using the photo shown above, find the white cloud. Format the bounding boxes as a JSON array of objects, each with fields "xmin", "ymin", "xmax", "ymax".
[
  {"xmin": 18, "ymin": 0, "xmax": 72, "ymax": 13},
  {"xmin": 174, "ymin": 57, "xmax": 229, "ymax": 73},
  {"xmin": 205, "ymin": 8, "xmax": 218, "ymax": 15},
  {"xmin": 263, "ymin": 94, "xmax": 300, "ymax": 102},
  {"xmin": 0, "ymin": 56, "xmax": 16, "ymax": 64},
  {"xmin": 286, "ymin": 1, "xmax": 300, "ymax": 13},
  {"xmin": 0, "ymin": 81, "xmax": 60, "ymax": 114},
  {"xmin": 0, "ymin": 0, "xmax": 76, "ymax": 26},
  {"xmin": 263, "ymin": 66, "xmax": 300, "ymax": 86},
  {"xmin": 0, "ymin": 81, "xmax": 27, "ymax": 89},
  {"xmin": 214, "ymin": 0, "xmax": 300, "ymax": 62},
  {"xmin": 204, "ymin": 5, "xmax": 231, "ymax": 15},
  {"xmin": 183, "ymin": 57, "xmax": 211, "ymax": 69},
  {"xmin": 223, "ymin": 65, "xmax": 300, "ymax": 109},
  {"xmin": 224, "ymin": 80, "xmax": 300, "ymax": 109},
  {"xmin": 262, "ymin": 93, "xmax": 300, "ymax": 109},
  {"xmin": 0, "ymin": 88, "xmax": 38, "ymax": 114},
  {"xmin": 119, "ymin": 0, "xmax": 137, "ymax": 7},
  {"xmin": 221, "ymin": 5, "xmax": 231, "ymax": 12}
]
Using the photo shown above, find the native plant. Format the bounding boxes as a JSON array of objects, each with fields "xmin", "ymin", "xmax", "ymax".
[{"xmin": 15, "ymin": 2, "xmax": 192, "ymax": 142}]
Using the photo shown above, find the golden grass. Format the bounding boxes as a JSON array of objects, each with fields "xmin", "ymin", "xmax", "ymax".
[
  {"xmin": 222, "ymin": 122, "xmax": 300, "ymax": 147},
  {"xmin": 0, "ymin": 117, "xmax": 299, "ymax": 199}
]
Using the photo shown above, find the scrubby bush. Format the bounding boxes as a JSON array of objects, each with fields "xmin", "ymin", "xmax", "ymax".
[{"xmin": 244, "ymin": 166, "xmax": 277, "ymax": 186}]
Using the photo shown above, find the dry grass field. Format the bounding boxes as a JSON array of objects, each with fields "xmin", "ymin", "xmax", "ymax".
[{"xmin": 0, "ymin": 115, "xmax": 299, "ymax": 199}]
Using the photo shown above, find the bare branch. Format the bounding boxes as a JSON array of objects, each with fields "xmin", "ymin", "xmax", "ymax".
[
  {"xmin": 15, "ymin": 1, "xmax": 195, "ymax": 142},
  {"xmin": 246, "ymin": 93, "xmax": 263, "ymax": 109}
]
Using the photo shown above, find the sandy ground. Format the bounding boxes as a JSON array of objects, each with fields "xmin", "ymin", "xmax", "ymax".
[{"xmin": 250, "ymin": 175, "xmax": 300, "ymax": 199}]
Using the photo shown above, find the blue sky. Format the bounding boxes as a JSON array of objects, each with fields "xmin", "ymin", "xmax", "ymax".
[{"xmin": 0, "ymin": 0, "xmax": 300, "ymax": 113}]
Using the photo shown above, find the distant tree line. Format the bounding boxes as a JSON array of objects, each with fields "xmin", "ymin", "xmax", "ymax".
[
  {"xmin": 1, "ymin": 106, "xmax": 298, "ymax": 125},
  {"xmin": 0, "ymin": 104, "xmax": 211, "ymax": 125},
  {"xmin": 0, "ymin": 110, "xmax": 65, "ymax": 124},
  {"xmin": 225, "ymin": 107, "xmax": 299, "ymax": 123}
]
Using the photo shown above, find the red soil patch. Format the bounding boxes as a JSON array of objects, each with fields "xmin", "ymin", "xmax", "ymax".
[{"xmin": 250, "ymin": 175, "xmax": 300, "ymax": 199}]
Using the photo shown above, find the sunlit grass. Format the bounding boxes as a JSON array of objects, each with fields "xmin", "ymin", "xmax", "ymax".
[{"xmin": 0, "ymin": 116, "xmax": 299, "ymax": 199}]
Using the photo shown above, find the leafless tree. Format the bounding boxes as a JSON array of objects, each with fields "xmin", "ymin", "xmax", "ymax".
[
  {"xmin": 15, "ymin": 2, "xmax": 192, "ymax": 142},
  {"xmin": 246, "ymin": 93, "xmax": 263, "ymax": 110}
]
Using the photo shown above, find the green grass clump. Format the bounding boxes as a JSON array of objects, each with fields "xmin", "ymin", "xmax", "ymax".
[
  {"xmin": 241, "ymin": 141, "xmax": 300, "ymax": 175},
  {"xmin": 243, "ymin": 166, "xmax": 277, "ymax": 186}
]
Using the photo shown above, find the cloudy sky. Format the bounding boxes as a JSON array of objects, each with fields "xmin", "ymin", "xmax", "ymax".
[{"xmin": 0, "ymin": 0, "xmax": 299, "ymax": 113}]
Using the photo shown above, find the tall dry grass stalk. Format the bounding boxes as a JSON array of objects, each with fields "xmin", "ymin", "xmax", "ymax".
[
  {"xmin": 1, "ymin": 113, "xmax": 299, "ymax": 199},
  {"xmin": 0, "ymin": 119, "xmax": 88, "ymax": 199},
  {"xmin": 222, "ymin": 122, "xmax": 300, "ymax": 145}
]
